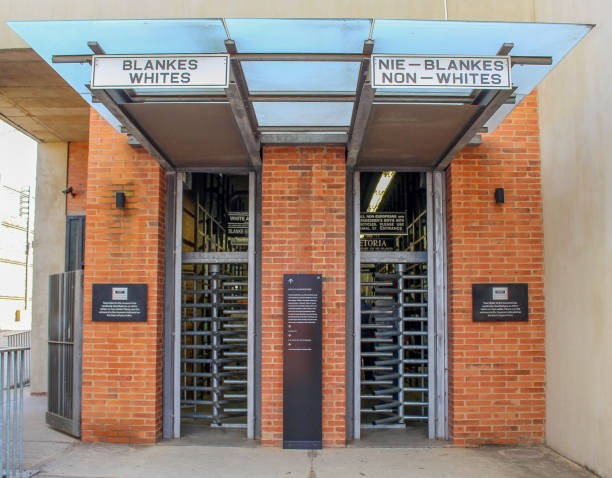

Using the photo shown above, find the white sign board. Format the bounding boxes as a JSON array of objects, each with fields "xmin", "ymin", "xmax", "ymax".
[
  {"xmin": 91, "ymin": 54, "xmax": 229, "ymax": 89},
  {"xmin": 371, "ymin": 55, "xmax": 511, "ymax": 89}
]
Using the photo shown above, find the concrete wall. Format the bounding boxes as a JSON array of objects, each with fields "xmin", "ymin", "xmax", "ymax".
[
  {"xmin": 1, "ymin": 0, "xmax": 535, "ymax": 49},
  {"xmin": 31, "ymin": 142, "xmax": 67, "ymax": 394},
  {"xmin": 535, "ymin": 2, "xmax": 612, "ymax": 476}
]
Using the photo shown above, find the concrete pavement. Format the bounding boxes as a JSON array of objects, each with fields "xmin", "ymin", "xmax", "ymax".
[{"xmin": 23, "ymin": 392, "xmax": 596, "ymax": 478}]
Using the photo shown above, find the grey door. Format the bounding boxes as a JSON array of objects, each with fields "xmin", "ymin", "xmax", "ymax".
[{"xmin": 46, "ymin": 270, "xmax": 83, "ymax": 437}]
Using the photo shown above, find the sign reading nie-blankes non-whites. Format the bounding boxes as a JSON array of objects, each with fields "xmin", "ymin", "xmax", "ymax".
[
  {"xmin": 371, "ymin": 55, "xmax": 511, "ymax": 89},
  {"xmin": 91, "ymin": 54, "xmax": 229, "ymax": 89}
]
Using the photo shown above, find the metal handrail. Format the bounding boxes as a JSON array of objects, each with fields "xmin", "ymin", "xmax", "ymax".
[{"xmin": 0, "ymin": 346, "xmax": 37, "ymax": 477}]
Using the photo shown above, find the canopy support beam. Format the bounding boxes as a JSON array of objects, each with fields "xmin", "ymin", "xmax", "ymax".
[
  {"xmin": 91, "ymin": 88, "xmax": 175, "ymax": 171},
  {"xmin": 347, "ymin": 40, "xmax": 375, "ymax": 168},
  {"xmin": 225, "ymin": 40, "xmax": 262, "ymax": 169},
  {"xmin": 434, "ymin": 87, "xmax": 517, "ymax": 170}
]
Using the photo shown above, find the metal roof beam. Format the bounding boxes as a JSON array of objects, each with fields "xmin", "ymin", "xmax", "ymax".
[
  {"xmin": 91, "ymin": 88, "xmax": 175, "ymax": 171},
  {"xmin": 434, "ymin": 87, "xmax": 517, "ymax": 170},
  {"xmin": 224, "ymin": 40, "xmax": 261, "ymax": 169},
  {"xmin": 346, "ymin": 40, "xmax": 375, "ymax": 168},
  {"xmin": 260, "ymin": 133, "xmax": 348, "ymax": 145}
]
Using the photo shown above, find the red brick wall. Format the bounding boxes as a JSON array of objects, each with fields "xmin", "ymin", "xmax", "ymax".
[
  {"xmin": 447, "ymin": 92, "xmax": 545, "ymax": 445},
  {"xmin": 260, "ymin": 146, "xmax": 346, "ymax": 447},
  {"xmin": 81, "ymin": 110, "xmax": 166, "ymax": 444},
  {"xmin": 66, "ymin": 142, "xmax": 88, "ymax": 215}
]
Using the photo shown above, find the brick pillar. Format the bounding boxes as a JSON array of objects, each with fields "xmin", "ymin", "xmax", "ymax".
[
  {"xmin": 81, "ymin": 110, "xmax": 166, "ymax": 444},
  {"xmin": 260, "ymin": 146, "xmax": 346, "ymax": 447},
  {"xmin": 446, "ymin": 91, "xmax": 545, "ymax": 445}
]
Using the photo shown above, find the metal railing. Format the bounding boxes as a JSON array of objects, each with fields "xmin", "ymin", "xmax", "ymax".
[
  {"xmin": 0, "ymin": 347, "xmax": 37, "ymax": 477},
  {"xmin": 4, "ymin": 333, "xmax": 30, "ymax": 387}
]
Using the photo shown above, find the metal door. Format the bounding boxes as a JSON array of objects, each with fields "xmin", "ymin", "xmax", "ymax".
[{"xmin": 46, "ymin": 270, "xmax": 83, "ymax": 437}]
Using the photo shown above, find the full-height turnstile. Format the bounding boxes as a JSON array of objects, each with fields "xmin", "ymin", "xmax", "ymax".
[
  {"xmin": 173, "ymin": 172, "xmax": 256, "ymax": 439},
  {"xmin": 180, "ymin": 258, "xmax": 248, "ymax": 427},
  {"xmin": 360, "ymin": 257, "xmax": 429, "ymax": 427},
  {"xmin": 352, "ymin": 171, "xmax": 448, "ymax": 440}
]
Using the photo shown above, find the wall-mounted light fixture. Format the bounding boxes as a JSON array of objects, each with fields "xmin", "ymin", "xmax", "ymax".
[
  {"xmin": 495, "ymin": 188, "xmax": 505, "ymax": 204},
  {"xmin": 62, "ymin": 186, "xmax": 75, "ymax": 198},
  {"xmin": 115, "ymin": 192, "xmax": 126, "ymax": 209}
]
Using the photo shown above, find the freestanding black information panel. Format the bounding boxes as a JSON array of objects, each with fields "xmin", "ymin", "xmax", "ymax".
[{"xmin": 283, "ymin": 274, "xmax": 322, "ymax": 449}]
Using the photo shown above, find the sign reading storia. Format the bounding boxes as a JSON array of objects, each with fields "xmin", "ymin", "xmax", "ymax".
[
  {"xmin": 91, "ymin": 54, "xmax": 229, "ymax": 89},
  {"xmin": 360, "ymin": 212, "xmax": 407, "ymax": 235},
  {"xmin": 372, "ymin": 55, "xmax": 512, "ymax": 89}
]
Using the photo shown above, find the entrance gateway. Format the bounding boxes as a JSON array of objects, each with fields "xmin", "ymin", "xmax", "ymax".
[{"xmin": 16, "ymin": 17, "xmax": 588, "ymax": 445}]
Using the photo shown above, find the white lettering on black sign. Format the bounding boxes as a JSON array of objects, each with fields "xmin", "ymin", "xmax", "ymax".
[
  {"xmin": 473, "ymin": 283, "xmax": 528, "ymax": 322},
  {"xmin": 372, "ymin": 55, "xmax": 511, "ymax": 89},
  {"xmin": 360, "ymin": 212, "xmax": 407, "ymax": 235},
  {"xmin": 227, "ymin": 212, "xmax": 249, "ymax": 237},
  {"xmin": 92, "ymin": 283, "xmax": 147, "ymax": 322},
  {"xmin": 91, "ymin": 54, "xmax": 229, "ymax": 89}
]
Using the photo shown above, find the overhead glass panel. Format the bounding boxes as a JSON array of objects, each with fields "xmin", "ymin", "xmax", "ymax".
[
  {"xmin": 253, "ymin": 102, "xmax": 354, "ymax": 127},
  {"xmin": 372, "ymin": 20, "xmax": 590, "ymax": 94},
  {"xmin": 242, "ymin": 61, "xmax": 360, "ymax": 92},
  {"xmin": 8, "ymin": 19, "xmax": 228, "ymax": 130},
  {"xmin": 225, "ymin": 18, "xmax": 371, "ymax": 53}
]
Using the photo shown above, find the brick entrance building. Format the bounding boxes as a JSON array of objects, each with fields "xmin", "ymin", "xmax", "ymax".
[{"xmin": 3, "ymin": 12, "xmax": 609, "ymax": 476}]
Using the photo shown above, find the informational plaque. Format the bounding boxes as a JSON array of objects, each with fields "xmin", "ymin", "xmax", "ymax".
[
  {"xmin": 360, "ymin": 212, "xmax": 407, "ymax": 235},
  {"xmin": 472, "ymin": 283, "xmax": 528, "ymax": 322},
  {"xmin": 283, "ymin": 274, "xmax": 322, "ymax": 449},
  {"xmin": 92, "ymin": 284, "xmax": 147, "ymax": 322}
]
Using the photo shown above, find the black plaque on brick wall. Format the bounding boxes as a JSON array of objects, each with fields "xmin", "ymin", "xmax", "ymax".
[
  {"xmin": 92, "ymin": 284, "xmax": 147, "ymax": 322},
  {"xmin": 472, "ymin": 283, "xmax": 528, "ymax": 322},
  {"xmin": 283, "ymin": 274, "xmax": 322, "ymax": 449}
]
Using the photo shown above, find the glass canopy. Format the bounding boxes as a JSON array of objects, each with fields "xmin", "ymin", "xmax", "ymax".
[{"xmin": 8, "ymin": 18, "xmax": 591, "ymax": 136}]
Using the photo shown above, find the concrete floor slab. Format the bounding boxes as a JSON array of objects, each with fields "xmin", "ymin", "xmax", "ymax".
[{"xmin": 19, "ymin": 392, "xmax": 594, "ymax": 478}]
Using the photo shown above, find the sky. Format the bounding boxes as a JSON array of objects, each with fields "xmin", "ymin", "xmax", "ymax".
[
  {"xmin": 0, "ymin": 121, "xmax": 37, "ymax": 330},
  {"xmin": 0, "ymin": 121, "xmax": 37, "ymax": 191}
]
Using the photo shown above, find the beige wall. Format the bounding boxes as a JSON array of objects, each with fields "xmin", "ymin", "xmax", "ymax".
[
  {"xmin": 1, "ymin": 0, "xmax": 535, "ymax": 49},
  {"xmin": 31, "ymin": 142, "xmax": 67, "ymax": 394},
  {"xmin": 536, "ymin": 1, "xmax": 612, "ymax": 477}
]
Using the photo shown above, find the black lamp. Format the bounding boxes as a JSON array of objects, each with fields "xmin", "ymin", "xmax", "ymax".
[
  {"xmin": 494, "ymin": 188, "xmax": 505, "ymax": 204},
  {"xmin": 115, "ymin": 192, "xmax": 126, "ymax": 209}
]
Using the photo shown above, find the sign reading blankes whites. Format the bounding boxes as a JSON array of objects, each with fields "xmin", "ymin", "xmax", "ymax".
[
  {"xmin": 283, "ymin": 274, "xmax": 322, "ymax": 449},
  {"xmin": 92, "ymin": 284, "xmax": 148, "ymax": 322},
  {"xmin": 91, "ymin": 54, "xmax": 229, "ymax": 89},
  {"xmin": 372, "ymin": 55, "xmax": 512, "ymax": 89}
]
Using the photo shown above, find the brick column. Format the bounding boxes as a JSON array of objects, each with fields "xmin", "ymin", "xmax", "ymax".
[
  {"xmin": 260, "ymin": 146, "xmax": 346, "ymax": 447},
  {"xmin": 446, "ymin": 92, "xmax": 545, "ymax": 445},
  {"xmin": 81, "ymin": 110, "xmax": 166, "ymax": 443}
]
